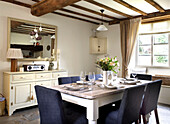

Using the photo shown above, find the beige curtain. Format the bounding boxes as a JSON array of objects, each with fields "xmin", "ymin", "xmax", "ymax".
[{"xmin": 120, "ymin": 17, "xmax": 141, "ymax": 78}]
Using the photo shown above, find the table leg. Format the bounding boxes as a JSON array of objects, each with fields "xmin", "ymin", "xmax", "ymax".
[{"xmin": 87, "ymin": 100, "xmax": 99, "ymax": 124}]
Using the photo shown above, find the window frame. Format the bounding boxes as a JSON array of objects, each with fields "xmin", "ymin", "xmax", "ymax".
[{"xmin": 136, "ymin": 32, "xmax": 170, "ymax": 68}]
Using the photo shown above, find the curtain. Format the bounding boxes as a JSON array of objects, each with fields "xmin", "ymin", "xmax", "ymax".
[{"xmin": 120, "ymin": 17, "xmax": 141, "ymax": 78}]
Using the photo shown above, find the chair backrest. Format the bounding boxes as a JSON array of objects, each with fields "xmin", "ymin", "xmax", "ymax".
[
  {"xmin": 140, "ymin": 80, "xmax": 162, "ymax": 115},
  {"xmin": 35, "ymin": 86, "xmax": 65, "ymax": 124},
  {"xmin": 130, "ymin": 73, "xmax": 152, "ymax": 80},
  {"xmin": 86, "ymin": 74, "xmax": 102, "ymax": 81},
  {"xmin": 118, "ymin": 84, "xmax": 146, "ymax": 124},
  {"xmin": 58, "ymin": 77, "xmax": 72, "ymax": 85},
  {"xmin": 71, "ymin": 76, "xmax": 80, "ymax": 83},
  {"xmin": 58, "ymin": 76, "xmax": 81, "ymax": 85},
  {"xmin": 95, "ymin": 74, "xmax": 102, "ymax": 80}
]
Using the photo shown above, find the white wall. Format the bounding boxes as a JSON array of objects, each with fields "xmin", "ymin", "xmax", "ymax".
[
  {"xmin": 97, "ymin": 24, "xmax": 122, "ymax": 77},
  {"xmin": 0, "ymin": 2, "xmax": 97, "ymax": 93}
]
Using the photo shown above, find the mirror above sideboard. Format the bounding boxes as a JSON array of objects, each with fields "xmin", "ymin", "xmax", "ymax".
[{"xmin": 7, "ymin": 17, "xmax": 57, "ymax": 61}]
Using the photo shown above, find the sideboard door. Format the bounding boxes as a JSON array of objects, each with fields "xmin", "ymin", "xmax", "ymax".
[{"xmin": 12, "ymin": 82, "xmax": 34, "ymax": 107}]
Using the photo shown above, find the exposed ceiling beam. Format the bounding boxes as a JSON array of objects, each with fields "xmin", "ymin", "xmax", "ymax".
[
  {"xmin": 1, "ymin": 0, "xmax": 100, "ymax": 25},
  {"xmin": 32, "ymin": 0, "xmax": 39, "ymax": 2},
  {"xmin": 70, "ymin": 4, "xmax": 118, "ymax": 20},
  {"xmin": 113, "ymin": 0, "xmax": 147, "ymax": 16},
  {"xmin": 31, "ymin": 0, "xmax": 81, "ymax": 16},
  {"xmin": 60, "ymin": 9, "xmax": 108, "ymax": 22},
  {"xmin": 109, "ymin": 9, "xmax": 170, "ymax": 25},
  {"xmin": 144, "ymin": 0, "xmax": 165, "ymax": 12},
  {"xmin": 84, "ymin": 0, "xmax": 132, "ymax": 18},
  {"xmin": 11, "ymin": 21, "xmax": 24, "ymax": 29},
  {"xmin": 1, "ymin": 0, "xmax": 31, "ymax": 8},
  {"xmin": 52, "ymin": 12, "xmax": 99, "ymax": 25}
]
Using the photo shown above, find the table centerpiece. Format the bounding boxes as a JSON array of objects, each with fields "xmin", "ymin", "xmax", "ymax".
[{"xmin": 96, "ymin": 56, "xmax": 120, "ymax": 85}]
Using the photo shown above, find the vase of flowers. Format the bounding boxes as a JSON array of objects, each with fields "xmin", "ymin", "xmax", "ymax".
[{"xmin": 96, "ymin": 56, "xmax": 120, "ymax": 85}]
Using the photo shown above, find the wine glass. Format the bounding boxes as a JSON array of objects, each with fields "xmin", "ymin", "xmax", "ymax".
[
  {"xmin": 88, "ymin": 72, "xmax": 95, "ymax": 84},
  {"xmin": 80, "ymin": 71, "xmax": 86, "ymax": 82},
  {"xmin": 132, "ymin": 73, "xmax": 137, "ymax": 80}
]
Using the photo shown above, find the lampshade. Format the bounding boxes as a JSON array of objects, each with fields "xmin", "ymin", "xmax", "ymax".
[
  {"xmin": 97, "ymin": 24, "xmax": 108, "ymax": 31},
  {"xmin": 7, "ymin": 48, "xmax": 23, "ymax": 59}
]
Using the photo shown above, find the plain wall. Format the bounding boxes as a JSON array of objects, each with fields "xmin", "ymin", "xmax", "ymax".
[
  {"xmin": 0, "ymin": 2, "xmax": 97, "ymax": 93},
  {"xmin": 97, "ymin": 24, "xmax": 122, "ymax": 77}
]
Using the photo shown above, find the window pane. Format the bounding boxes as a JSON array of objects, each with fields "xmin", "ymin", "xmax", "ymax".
[
  {"xmin": 154, "ymin": 34, "xmax": 168, "ymax": 44},
  {"xmin": 139, "ymin": 46, "xmax": 151, "ymax": 55},
  {"xmin": 153, "ymin": 56, "xmax": 168, "ymax": 66},
  {"xmin": 139, "ymin": 35, "xmax": 151, "ymax": 45},
  {"xmin": 153, "ymin": 44, "xmax": 168, "ymax": 55},
  {"xmin": 138, "ymin": 56, "xmax": 151, "ymax": 66}
]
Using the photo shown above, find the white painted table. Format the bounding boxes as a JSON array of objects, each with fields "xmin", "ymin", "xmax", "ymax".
[{"xmin": 52, "ymin": 81, "xmax": 149, "ymax": 124}]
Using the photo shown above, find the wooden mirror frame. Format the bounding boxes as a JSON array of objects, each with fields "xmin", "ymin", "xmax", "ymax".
[{"xmin": 7, "ymin": 17, "xmax": 58, "ymax": 61}]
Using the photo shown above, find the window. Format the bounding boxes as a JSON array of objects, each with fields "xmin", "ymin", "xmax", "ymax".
[{"xmin": 137, "ymin": 21, "xmax": 170, "ymax": 67}]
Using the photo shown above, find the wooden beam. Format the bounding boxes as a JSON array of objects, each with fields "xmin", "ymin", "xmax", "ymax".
[
  {"xmin": 31, "ymin": 0, "xmax": 81, "ymax": 16},
  {"xmin": 144, "ymin": 0, "xmax": 165, "ymax": 12},
  {"xmin": 84, "ymin": 0, "xmax": 132, "ymax": 18},
  {"xmin": 32, "ymin": 0, "xmax": 39, "ymax": 2},
  {"xmin": 60, "ymin": 9, "xmax": 109, "ymax": 22},
  {"xmin": 1, "ymin": 0, "xmax": 31, "ymax": 8},
  {"xmin": 11, "ymin": 21, "xmax": 24, "ymax": 29},
  {"xmin": 52, "ymin": 12, "xmax": 99, "ymax": 25},
  {"xmin": 1, "ymin": 0, "xmax": 100, "ymax": 25},
  {"xmin": 70, "ymin": 4, "xmax": 118, "ymax": 20},
  {"xmin": 109, "ymin": 9, "xmax": 170, "ymax": 25},
  {"xmin": 113, "ymin": 0, "xmax": 147, "ymax": 16}
]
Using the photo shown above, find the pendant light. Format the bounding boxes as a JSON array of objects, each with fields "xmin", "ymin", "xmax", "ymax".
[
  {"xmin": 97, "ymin": 9, "xmax": 108, "ymax": 31},
  {"xmin": 39, "ymin": 24, "xmax": 42, "ymax": 32}
]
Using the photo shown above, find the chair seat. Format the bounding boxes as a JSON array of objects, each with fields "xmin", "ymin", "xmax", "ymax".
[{"xmin": 105, "ymin": 110, "xmax": 118, "ymax": 124}]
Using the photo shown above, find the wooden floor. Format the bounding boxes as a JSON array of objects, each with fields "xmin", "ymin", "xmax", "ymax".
[{"xmin": 0, "ymin": 104, "xmax": 169, "ymax": 124}]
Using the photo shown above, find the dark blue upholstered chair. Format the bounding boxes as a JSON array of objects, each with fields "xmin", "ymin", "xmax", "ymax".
[
  {"xmin": 99, "ymin": 84, "xmax": 146, "ymax": 124},
  {"xmin": 130, "ymin": 73, "xmax": 152, "ymax": 80},
  {"xmin": 58, "ymin": 76, "xmax": 81, "ymax": 85},
  {"xmin": 86, "ymin": 74, "xmax": 102, "ymax": 81},
  {"xmin": 58, "ymin": 77, "xmax": 72, "ymax": 85},
  {"xmin": 140, "ymin": 80, "xmax": 162, "ymax": 124},
  {"xmin": 71, "ymin": 76, "xmax": 80, "ymax": 83},
  {"xmin": 35, "ymin": 85, "xmax": 87, "ymax": 124},
  {"xmin": 95, "ymin": 74, "xmax": 102, "ymax": 80}
]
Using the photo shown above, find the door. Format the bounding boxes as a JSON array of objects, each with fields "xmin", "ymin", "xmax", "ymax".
[{"xmin": 11, "ymin": 82, "xmax": 34, "ymax": 108}]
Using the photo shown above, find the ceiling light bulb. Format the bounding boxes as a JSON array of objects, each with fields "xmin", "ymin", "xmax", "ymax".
[
  {"xmin": 34, "ymin": 27, "xmax": 37, "ymax": 33},
  {"xmin": 35, "ymin": 33, "xmax": 38, "ymax": 38},
  {"xmin": 39, "ymin": 25, "xmax": 42, "ymax": 32}
]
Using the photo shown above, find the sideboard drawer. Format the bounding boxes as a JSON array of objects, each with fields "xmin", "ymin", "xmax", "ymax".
[
  {"xmin": 12, "ymin": 74, "xmax": 35, "ymax": 82},
  {"xmin": 35, "ymin": 73, "xmax": 52, "ymax": 80},
  {"xmin": 35, "ymin": 80, "xmax": 51, "ymax": 87},
  {"xmin": 52, "ymin": 72, "xmax": 68, "ymax": 78}
]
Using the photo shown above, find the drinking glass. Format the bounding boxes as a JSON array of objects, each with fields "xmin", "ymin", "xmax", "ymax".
[
  {"xmin": 80, "ymin": 71, "xmax": 86, "ymax": 82},
  {"xmin": 88, "ymin": 72, "xmax": 95, "ymax": 84},
  {"xmin": 132, "ymin": 73, "xmax": 137, "ymax": 80}
]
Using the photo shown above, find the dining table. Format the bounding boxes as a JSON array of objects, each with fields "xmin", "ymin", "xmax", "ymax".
[{"xmin": 51, "ymin": 79, "xmax": 150, "ymax": 124}]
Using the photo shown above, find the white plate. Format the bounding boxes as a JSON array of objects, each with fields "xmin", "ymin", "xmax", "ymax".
[
  {"xmin": 105, "ymin": 85, "xmax": 117, "ymax": 89},
  {"xmin": 64, "ymin": 85, "xmax": 87, "ymax": 91},
  {"xmin": 98, "ymin": 78, "xmax": 103, "ymax": 81}
]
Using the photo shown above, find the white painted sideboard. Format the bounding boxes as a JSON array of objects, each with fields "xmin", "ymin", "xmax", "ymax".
[{"xmin": 3, "ymin": 70, "xmax": 68, "ymax": 116}]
